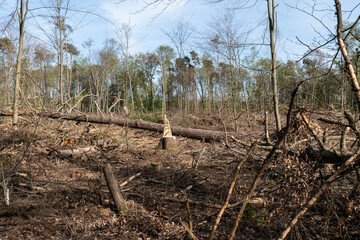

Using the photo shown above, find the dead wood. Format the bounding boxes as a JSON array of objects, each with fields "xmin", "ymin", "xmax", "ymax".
[
  {"xmin": 264, "ymin": 111, "xmax": 271, "ymax": 145},
  {"xmin": 346, "ymin": 173, "xmax": 360, "ymax": 215},
  {"xmin": 103, "ymin": 164, "xmax": 128, "ymax": 212},
  {"xmin": 160, "ymin": 136, "xmax": 178, "ymax": 150},
  {"xmin": 119, "ymin": 172, "xmax": 141, "ymax": 188},
  {"xmin": 229, "ymin": 81, "xmax": 302, "ymax": 240},
  {"xmin": 180, "ymin": 218, "xmax": 199, "ymax": 240},
  {"xmin": 301, "ymin": 113, "xmax": 332, "ymax": 153},
  {"xmin": 209, "ymin": 139, "xmax": 259, "ymax": 240},
  {"xmin": 164, "ymin": 197, "xmax": 265, "ymax": 209},
  {"xmin": 304, "ymin": 146, "xmax": 351, "ymax": 164},
  {"xmin": 278, "ymin": 149, "xmax": 360, "ymax": 240},
  {"xmin": 56, "ymin": 146, "xmax": 97, "ymax": 156},
  {"xmin": 0, "ymin": 109, "xmax": 31, "ymax": 116},
  {"xmin": 40, "ymin": 112, "xmax": 238, "ymax": 142}
]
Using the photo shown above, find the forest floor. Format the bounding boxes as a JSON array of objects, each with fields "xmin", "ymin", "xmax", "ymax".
[{"xmin": 0, "ymin": 110, "xmax": 359, "ymax": 239}]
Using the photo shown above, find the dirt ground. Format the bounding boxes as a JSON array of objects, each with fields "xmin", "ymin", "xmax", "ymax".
[{"xmin": 0, "ymin": 111, "xmax": 359, "ymax": 239}]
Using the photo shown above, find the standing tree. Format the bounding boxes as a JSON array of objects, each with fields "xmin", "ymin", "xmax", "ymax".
[
  {"xmin": 267, "ymin": 0, "xmax": 281, "ymax": 131},
  {"xmin": 13, "ymin": 0, "xmax": 29, "ymax": 130},
  {"xmin": 33, "ymin": 43, "xmax": 55, "ymax": 100},
  {"xmin": 118, "ymin": 21, "xmax": 135, "ymax": 110},
  {"xmin": 0, "ymin": 37, "xmax": 14, "ymax": 106},
  {"xmin": 162, "ymin": 16, "xmax": 193, "ymax": 58},
  {"xmin": 156, "ymin": 45, "xmax": 176, "ymax": 112}
]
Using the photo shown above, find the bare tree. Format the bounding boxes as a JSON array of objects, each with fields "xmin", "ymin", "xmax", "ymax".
[
  {"xmin": 267, "ymin": 0, "xmax": 281, "ymax": 131},
  {"xmin": 162, "ymin": 16, "xmax": 194, "ymax": 58},
  {"xmin": 0, "ymin": 37, "xmax": 15, "ymax": 106},
  {"xmin": 118, "ymin": 21, "xmax": 135, "ymax": 110},
  {"xmin": 13, "ymin": 0, "xmax": 29, "ymax": 130}
]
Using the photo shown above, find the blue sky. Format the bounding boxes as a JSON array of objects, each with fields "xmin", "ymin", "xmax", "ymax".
[{"xmin": 1, "ymin": 0, "xmax": 359, "ymax": 62}]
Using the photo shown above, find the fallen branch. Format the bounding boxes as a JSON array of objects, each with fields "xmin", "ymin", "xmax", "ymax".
[
  {"xmin": 194, "ymin": 147, "xmax": 206, "ymax": 170},
  {"xmin": 301, "ymin": 113, "xmax": 332, "ymax": 153},
  {"xmin": 209, "ymin": 140, "xmax": 259, "ymax": 240},
  {"xmin": 164, "ymin": 197, "xmax": 265, "ymax": 209},
  {"xmin": 119, "ymin": 172, "xmax": 141, "ymax": 187},
  {"xmin": 278, "ymin": 149, "xmax": 360, "ymax": 240},
  {"xmin": 229, "ymin": 81, "xmax": 302, "ymax": 240},
  {"xmin": 180, "ymin": 218, "xmax": 199, "ymax": 240}
]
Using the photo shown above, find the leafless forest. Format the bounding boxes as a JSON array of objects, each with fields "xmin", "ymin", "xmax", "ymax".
[{"xmin": 0, "ymin": 0, "xmax": 360, "ymax": 239}]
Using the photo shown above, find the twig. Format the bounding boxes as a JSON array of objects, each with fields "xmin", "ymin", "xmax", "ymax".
[
  {"xmin": 301, "ymin": 113, "xmax": 332, "ymax": 153},
  {"xmin": 340, "ymin": 126, "xmax": 350, "ymax": 155},
  {"xmin": 344, "ymin": 110, "xmax": 360, "ymax": 138},
  {"xmin": 265, "ymin": 111, "xmax": 271, "ymax": 145},
  {"xmin": 119, "ymin": 172, "xmax": 141, "ymax": 187},
  {"xmin": 68, "ymin": 93, "xmax": 90, "ymax": 113},
  {"xmin": 94, "ymin": 101, "xmax": 105, "ymax": 118},
  {"xmin": 186, "ymin": 200, "xmax": 193, "ymax": 232},
  {"xmin": 209, "ymin": 140, "xmax": 259, "ymax": 240},
  {"xmin": 195, "ymin": 147, "xmax": 206, "ymax": 170},
  {"xmin": 278, "ymin": 149, "xmax": 360, "ymax": 240},
  {"xmin": 180, "ymin": 218, "xmax": 199, "ymax": 240},
  {"xmin": 1, "ymin": 160, "xmax": 9, "ymax": 206},
  {"xmin": 108, "ymin": 97, "xmax": 124, "ymax": 116}
]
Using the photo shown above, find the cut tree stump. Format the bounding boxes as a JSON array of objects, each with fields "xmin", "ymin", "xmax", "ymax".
[
  {"xmin": 159, "ymin": 115, "xmax": 178, "ymax": 150},
  {"xmin": 160, "ymin": 136, "xmax": 178, "ymax": 150},
  {"xmin": 102, "ymin": 164, "xmax": 127, "ymax": 213}
]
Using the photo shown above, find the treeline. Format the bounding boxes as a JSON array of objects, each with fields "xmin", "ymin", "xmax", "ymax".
[{"xmin": 0, "ymin": 28, "xmax": 359, "ymax": 116}]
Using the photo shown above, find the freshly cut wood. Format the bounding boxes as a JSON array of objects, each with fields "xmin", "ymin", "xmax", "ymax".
[
  {"xmin": 103, "ymin": 164, "xmax": 127, "ymax": 213},
  {"xmin": 57, "ymin": 146, "xmax": 97, "ymax": 156},
  {"xmin": 0, "ymin": 109, "xmax": 31, "ymax": 116},
  {"xmin": 161, "ymin": 136, "xmax": 178, "ymax": 149},
  {"xmin": 40, "ymin": 112, "xmax": 237, "ymax": 142},
  {"xmin": 159, "ymin": 114, "xmax": 178, "ymax": 150}
]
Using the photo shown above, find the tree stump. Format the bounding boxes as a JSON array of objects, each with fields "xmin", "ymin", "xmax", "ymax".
[
  {"xmin": 161, "ymin": 136, "xmax": 177, "ymax": 150},
  {"xmin": 159, "ymin": 114, "xmax": 178, "ymax": 150}
]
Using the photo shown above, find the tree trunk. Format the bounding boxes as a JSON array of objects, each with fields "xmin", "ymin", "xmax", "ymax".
[
  {"xmin": 335, "ymin": 0, "xmax": 360, "ymax": 112},
  {"xmin": 267, "ymin": 0, "xmax": 281, "ymax": 131},
  {"xmin": 102, "ymin": 164, "xmax": 127, "ymax": 212},
  {"xmin": 40, "ymin": 112, "xmax": 239, "ymax": 142},
  {"xmin": 13, "ymin": 0, "xmax": 28, "ymax": 130}
]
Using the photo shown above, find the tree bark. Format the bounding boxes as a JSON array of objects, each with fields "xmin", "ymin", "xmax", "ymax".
[
  {"xmin": 58, "ymin": 1, "xmax": 64, "ymax": 108},
  {"xmin": 40, "ymin": 111, "xmax": 238, "ymax": 142},
  {"xmin": 13, "ymin": 0, "xmax": 28, "ymax": 130},
  {"xmin": 267, "ymin": 0, "xmax": 282, "ymax": 131},
  {"xmin": 102, "ymin": 164, "xmax": 127, "ymax": 212},
  {"xmin": 335, "ymin": 0, "xmax": 360, "ymax": 112}
]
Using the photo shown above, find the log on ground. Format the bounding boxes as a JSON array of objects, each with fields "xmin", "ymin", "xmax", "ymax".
[{"xmin": 40, "ymin": 112, "xmax": 237, "ymax": 142}]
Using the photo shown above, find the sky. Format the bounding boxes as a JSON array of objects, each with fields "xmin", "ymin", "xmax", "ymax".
[{"xmin": 1, "ymin": 0, "xmax": 359, "ymax": 63}]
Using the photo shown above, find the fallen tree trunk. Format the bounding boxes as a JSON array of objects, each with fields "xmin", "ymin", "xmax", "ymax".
[{"xmin": 40, "ymin": 112, "xmax": 237, "ymax": 142}]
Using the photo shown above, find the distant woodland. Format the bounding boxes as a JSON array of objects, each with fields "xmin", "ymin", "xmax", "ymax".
[{"xmin": 0, "ymin": 0, "xmax": 358, "ymax": 120}]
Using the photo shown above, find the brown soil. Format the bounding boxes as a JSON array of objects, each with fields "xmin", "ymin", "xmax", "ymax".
[{"xmin": 0, "ymin": 111, "xmax": 359, "ymax": 239}]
